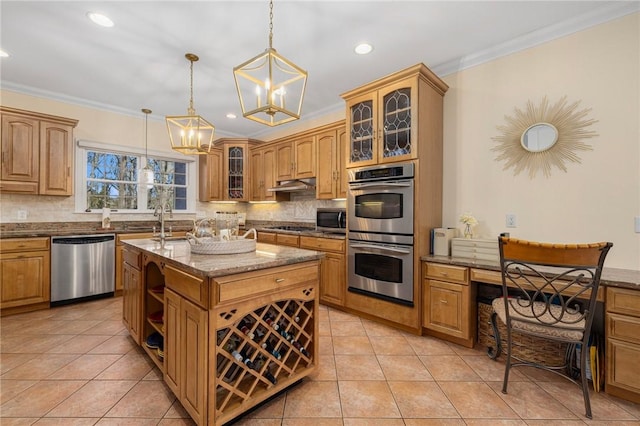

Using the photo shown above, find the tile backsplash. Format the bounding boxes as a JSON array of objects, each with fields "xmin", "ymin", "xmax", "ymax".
[{"xmin": 0, "ymin": 192, "xmax": 345, "ymax": 225}]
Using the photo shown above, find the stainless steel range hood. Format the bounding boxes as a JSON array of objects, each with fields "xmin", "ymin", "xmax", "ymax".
[{"xmin": 267, "ymin": 178, "xmax": 316, "ymax": 193}]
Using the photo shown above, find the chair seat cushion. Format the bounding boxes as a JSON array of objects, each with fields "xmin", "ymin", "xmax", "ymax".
[{"xmin": 492, "ymin": 297, "xmax": 585, "ymax": 341}]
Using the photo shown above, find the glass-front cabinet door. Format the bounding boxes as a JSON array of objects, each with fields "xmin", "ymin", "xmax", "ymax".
[
  {"xmin": 226, "ymin": 144, "xmax": 246, "ymax": 200},
  {"xmin": 345, "ymin": 77, "xmax": 417, "ymax": 168},
  {"xmin": 346, "ymin": 92, "xmax": 377, "ymax": 167}
]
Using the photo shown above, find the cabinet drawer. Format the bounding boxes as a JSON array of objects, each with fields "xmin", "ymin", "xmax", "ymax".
[
  {"xmin": 0, "ymin": 237, "xmax": 49, "ymax": 253},
  {"xmin": 299, "ymin": 236, "xmax": 345, "ymax": 253},
  {"xmin": 425, "ymin": 263, "xmax": 468, "ymax": 284},
  {"xmin": 257, "ymin": 232, "xmax": 277, "ymax": 244},
  {"xmin": 122, "ymin": 248, "xmax": 141, "ymax": 269},
  {"xmin": 607, "ymin": 313, "xmax": 640, "ymax": 345},
  {"xmin": 216, "ymin": 262, "xmax": 318, "ymax": 304},
  {"xmin": 165, "ymin": 264, "xmax": 208, "ymax": 308},
  {"xmin": 607, "ymin": 287, "xmax": 640, "ymax": 317},
  {"xmin": 276, "ymin": 234, "xmax": 300, "ymax": 247}
]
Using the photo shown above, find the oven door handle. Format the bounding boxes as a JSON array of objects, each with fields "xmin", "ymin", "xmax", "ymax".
[
  {"xmin": 349, "ymin": 243, "xmax": 412, "ymax": 254},
  {"xmin": 348, "ymin": 181, "xmax": 412, "ymax": 190}
]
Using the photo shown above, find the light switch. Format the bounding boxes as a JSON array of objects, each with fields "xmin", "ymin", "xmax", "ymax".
[{"xmin": 635, "ymin": 216, "xmax": 640, "ymax": 233}]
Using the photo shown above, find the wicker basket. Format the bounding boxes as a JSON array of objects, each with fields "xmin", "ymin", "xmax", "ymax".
[
  {"xmin": 477, "ymin": 302, "xmax": 568, "ymax": 366},
  {"xmin": 187, "ymin": 229, "xmax": 256, "ymax": 255}
]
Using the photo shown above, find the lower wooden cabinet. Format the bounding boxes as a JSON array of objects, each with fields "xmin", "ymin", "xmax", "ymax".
[
  {"xmin": 422, "ymin": 262, "xmax": 475, "ymax": 348},
  {"xmin": 300, "ymin": 236, "xmax": 345, "ymax": 306},
  {"xmin": 165, "ymin": 288, "xmax": 208, "ymax": 425},
  {"xmin": 122, "ymin": 246, "xmax": 142, "ymax": 344},
  {"xmin": 606, "ymin": 286, "xmax": 640, "ymax": 403},
  {"xmin": 0, "ymin": 237, "xmax": 50, "ymax": 315}
]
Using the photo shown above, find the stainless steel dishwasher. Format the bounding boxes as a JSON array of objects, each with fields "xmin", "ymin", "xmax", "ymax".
[{"xmin": 51, "ymin": 234, "xmax": 115, "ymax": 305}]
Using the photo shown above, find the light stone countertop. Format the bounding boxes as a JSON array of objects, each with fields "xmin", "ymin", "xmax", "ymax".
[
  {"xmin": 123, "ymin": 239, "xmax": 324, "ymax": 278},
  {"xmin": 422, "ymin": 255, "xmax": 640, "ymax": 290}
]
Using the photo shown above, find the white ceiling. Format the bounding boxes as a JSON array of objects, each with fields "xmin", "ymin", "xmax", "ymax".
[{"xmin": 1, "ymin": 1, "xmax": 636, "ymax": 139}]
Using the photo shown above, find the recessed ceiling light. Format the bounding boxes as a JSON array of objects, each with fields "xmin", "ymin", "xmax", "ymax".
[
  {"xmin": 0, "ymin": 50, "xmax": 9, "ymax": 58},
  {"xmin": 226, "ymin": 113, "xmax": 237, "ymax": 119},
  {"xmin": 354, "ymin": 43, "xmax": 373, "ymax": 55},
  {"xmin": 87, "ymin": 12, "xmax": 114, "ymax": 28}
]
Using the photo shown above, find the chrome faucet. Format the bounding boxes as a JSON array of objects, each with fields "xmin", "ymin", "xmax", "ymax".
[{"xmin": 153, "ymin": 192, "xmax": 173, "ymax": 242}]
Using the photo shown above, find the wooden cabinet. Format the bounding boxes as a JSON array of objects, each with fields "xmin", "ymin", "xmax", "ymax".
[
  {"xmin": 222, "ymin": 140, "xmax": 250, "ymax": 201},
  {"xmin": 1, "ymin": 107, "xmax": 77, "ymax": 195},
  {"xmin": 199, "ymin": 139, "xmax": 258, "ymax": 201},
  {"xmin": 0, "ymin": 237, "xmax": 50, "ymax": 315},
  {"xmin": 422, "ymin": 262, "xmax": 475, "ymax": 348},
  {"xmin": 315, "ymin": 123, "xmax": 347, "ymax": 200},
  {"xmin": 122, "ymin": 246, "xmax": 143, "ymax": 344},
  {"xmin": 275, "ymin": 137, "xmax": 316, "ymax": 181},
  {"xmin": 300, "ymin": 236, "xmax": 346, "ymax": 306},
  {"xmin": 257, "ymin": 231, "xmax": 300, "ymax": 247},
  {"xmin": 250, "ymin": 145, "xmax": 286, "ymax": 202},
  {"xmin": 164, "ymin": 287, "xmax": 208, "ymax": 425},
  {"xmin": 341, "ymin": 64, "xmax": 448, "ymax": 168},
  {"xmin": 606, "ymin": 286, "xmax": 640, "ymax": 404},
  {"xmin": 198, "ymin": 147, "xmax": 223, "ymax": 201}
]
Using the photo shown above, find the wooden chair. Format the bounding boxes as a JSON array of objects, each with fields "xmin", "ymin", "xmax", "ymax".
[{"xmin": 492, "ymin": 237, "xmax": 612, "ymax": 419}]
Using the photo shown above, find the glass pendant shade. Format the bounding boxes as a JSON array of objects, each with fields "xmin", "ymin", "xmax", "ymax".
[
  {"xmin": 233, "ymin": 0, "xmax": 307, "ymax": 126},
  {"xmin": 166, "ymin": 53, "xmax": 215, "ymax": 154}
]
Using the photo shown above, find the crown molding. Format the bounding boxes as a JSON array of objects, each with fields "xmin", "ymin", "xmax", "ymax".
[{"xmin": 432, "ymin": 2, "xmax": 640, "ymax": 77}]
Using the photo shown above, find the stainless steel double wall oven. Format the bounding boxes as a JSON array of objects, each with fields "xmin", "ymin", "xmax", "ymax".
[{"xmin": 347, "ymin": 162, "xmax": 415, "ymax": 305}]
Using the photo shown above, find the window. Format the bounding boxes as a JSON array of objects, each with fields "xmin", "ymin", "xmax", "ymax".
[{"xmin": 76, "ymin": 141, "xmax": 196, "ymax": 213}]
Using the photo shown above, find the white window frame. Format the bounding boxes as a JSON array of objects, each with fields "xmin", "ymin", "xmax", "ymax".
[{"xmin": 75, "ymin": 140, "xmax": 197, "ymax": 214}]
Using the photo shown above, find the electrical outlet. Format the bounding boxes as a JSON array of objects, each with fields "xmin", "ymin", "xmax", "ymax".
[
  {"xmin": 17, "ymin": 210, "xmax": 28, "ymax": 220},
  {"xmin": 506, "ymin": 213, "xmax": 517, "ymax": 228}
]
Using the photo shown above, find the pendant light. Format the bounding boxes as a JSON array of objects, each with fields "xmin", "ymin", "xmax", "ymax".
[
  {"xmin": 166, "ymin": 53, "xmax": 215, "ymax": 154},
  {"xmin": 233, "ymin": 0, "xmax": 307, "ymax": 126},
  {"xmin": 141, "ymin": 108, "xmax": 154, "ymax": 186}
]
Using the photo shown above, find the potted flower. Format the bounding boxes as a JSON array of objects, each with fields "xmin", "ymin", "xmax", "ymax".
[{"xmin": 459, "ymin": 213, "xmax": 478, "ymax": 239}]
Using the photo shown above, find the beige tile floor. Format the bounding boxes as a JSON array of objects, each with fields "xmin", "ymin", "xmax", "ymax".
[{"xmin": 1, "ymin": 296, "xmax": 639, "ymax": 425}]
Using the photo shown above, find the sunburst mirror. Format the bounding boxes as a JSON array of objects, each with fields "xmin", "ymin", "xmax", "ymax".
[{"xmin": 492, "ymin": 96, "xmax": 598, "ymax": 178}]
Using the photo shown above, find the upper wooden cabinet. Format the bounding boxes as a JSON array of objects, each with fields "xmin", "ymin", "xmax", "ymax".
[
  {"xmin": 198, "ymin": 147, "xmax": 223, "ymax": 202},
  {"xmin": 198, "ymin": 139, "xmax": 258, "ymax": 202},
  {"xmin": 1, "ymin": 107, "xmax": 78, "ymax": 195},
  {"xmin": 315, "ymin": 122, "xmax": 347, "ymax": 200},
  {"xmin": 341, "ymin": 64, "xmax": 448, "ymax": 168},
  {"xmin": 275, "ymin": 136, "xmax": 316, "ymax": 181},
  {"xmin": 250, "ymin": 145, "xmax": 287, "ymax": 202}
]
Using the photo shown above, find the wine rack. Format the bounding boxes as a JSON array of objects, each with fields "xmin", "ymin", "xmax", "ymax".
[
  {"xmin": 214, "ymin": 296, "xmax": 315, "ymax": 421},
  {"xmin": 143, "ymin": 260, "xmax": 165, "ymax": 371}
]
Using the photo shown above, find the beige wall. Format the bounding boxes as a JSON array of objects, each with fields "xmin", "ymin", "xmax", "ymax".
[
  {"xmin": 1, "ymin": 13, "xmax": 638, "ymax": 269},
  {"xmin": 441, "ymin": 12, "xmax": 639, "ymax": 269}
]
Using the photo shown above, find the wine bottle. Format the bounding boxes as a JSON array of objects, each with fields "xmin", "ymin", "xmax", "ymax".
[
  {"xmin": 265, "ymin": 316, "xmax": 279, "ymax": 330},
  {"xmin": 261, "ymin": 338, "xmax": 281, "ymax": 359},
  {"xmin": 292, "ymin": 340, "xmax": 310, "ymax": 357},
  {"xmin": 238, "ymin": 320, "xmax": 255, "ymax": 339}
]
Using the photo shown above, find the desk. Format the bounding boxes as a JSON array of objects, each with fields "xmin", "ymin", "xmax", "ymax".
[{"xmin": 421, "ymin": 255, "xmax": 640, "ymax": 404}]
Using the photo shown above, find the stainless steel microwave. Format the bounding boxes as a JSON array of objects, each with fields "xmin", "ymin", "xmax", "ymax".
[{"xmin": 316, "ymin": 208, "xmax": 347, "ymax": 233}]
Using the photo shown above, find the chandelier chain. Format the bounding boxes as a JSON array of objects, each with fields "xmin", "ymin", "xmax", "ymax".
[
  {"xmin": 188, "ymin": 58, "xmax": 195, "ymax": 115},
  {"xmin": 268, "ymin": 0, "xmax": 274, "ymax": 49}
]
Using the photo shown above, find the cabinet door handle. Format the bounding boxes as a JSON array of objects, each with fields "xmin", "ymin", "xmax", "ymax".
[
  {"xmin": 440, "ymin": 300, "xmax": 448, "ymax": 304},
  {"xmin": 440, "ymin": 272, "xmax": 448, "ymax": 277},
  {"xmin": 275, "ymin": 278, "xmax": 285, "ymax": 283}
]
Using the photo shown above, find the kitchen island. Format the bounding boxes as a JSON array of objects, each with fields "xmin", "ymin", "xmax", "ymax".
[{"xmin": 121, "ymin": 238, "xmax": 323, "ymax": 425}]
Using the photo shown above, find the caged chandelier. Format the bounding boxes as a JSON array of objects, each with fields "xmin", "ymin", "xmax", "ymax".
[
  {"xmin": 166, "ymin": 53, "xmax": 215, "ymax": 155},
  {"xmin": 233, "ymin": 0, "xmax": 308, "ymax": 126}
]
